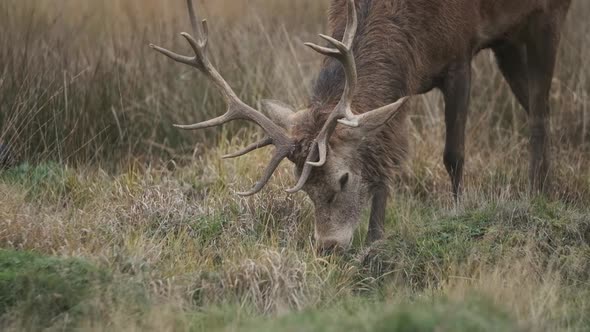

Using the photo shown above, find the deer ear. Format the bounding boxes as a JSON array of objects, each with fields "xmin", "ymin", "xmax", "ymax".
[
  {"xmin": 355, "ymin": 97, "xmax": 409, "ymax": 133},
  {"xmin": 261, "ymin": 100, "xmax": 296, "ymax": 130}
]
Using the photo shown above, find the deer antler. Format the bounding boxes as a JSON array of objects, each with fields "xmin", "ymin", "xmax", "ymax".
[
  {"xmin": 287, "ymin": 0, "xmax": 359, "ymax": 193},
  {"xmin": 150, "ymin": 0, "xmax": 295, "ymax": 196},
  {"xmin": 288, "ymin": 0, "xmax": 410, "ymax": 193}
]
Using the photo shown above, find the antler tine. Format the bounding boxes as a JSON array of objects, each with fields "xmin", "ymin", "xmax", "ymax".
[
  {"xmin": 295, "ymin": 0, "xmax": 359, "ymax": 173},
  {"xmin": 222, "ymin": 137, "xmax": 273, "ymax": 159},
  {"xmin": 303, "ymin": 42, "xmax": 340, "ymax": 57},
  {"xmin": 150, "ymin": 0, "xmax": 295, "ymax": 195},
  {"xmin": 342, "ymin": 0, "xmax": 358, "ymax": 46},
  {"xmin": 186, "ymin": 0, "xmax": 202, "ymax": 37},
  {"xmin": 286, "ymin": 149, "xmax": 317, "ymax": 193},
  {"xmin": 237, "ymin": 149, "xmax": 288, "ymax": 196}
]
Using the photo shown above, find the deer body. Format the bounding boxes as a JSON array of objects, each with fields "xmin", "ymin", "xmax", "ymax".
[
  {"xmin": 152, "ymin": 0, "xmax": 571, "ymax": 252},
  {"xmin": 294, "ymin": 0, "xmax": 571, "ymax": 248}
]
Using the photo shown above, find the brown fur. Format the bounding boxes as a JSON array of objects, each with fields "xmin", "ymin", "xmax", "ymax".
[{"xmin": 289, "ymin": 0, "xmax": 572, "ymax": 250}]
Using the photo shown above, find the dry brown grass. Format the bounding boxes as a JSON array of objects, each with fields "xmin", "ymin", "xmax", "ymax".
[{"xmin": 0, "ymin": 0, "xmax": 327, "ymax": 166}]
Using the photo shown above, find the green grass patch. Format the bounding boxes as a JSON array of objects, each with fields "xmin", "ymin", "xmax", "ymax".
[
  {"xmin": 358, "ymin": 198, "xmax": 590, "ymax": 288},
  {"xmin": 198, "ymin": 295, "xmax": 518, "ymax": 332},
  {"xmin": 0, "ymin": 162, "xmax": 71, "ymax": 202},
  {"xmin": 0, "ymin": 249, "xmax": 110, "ymax": 327}
]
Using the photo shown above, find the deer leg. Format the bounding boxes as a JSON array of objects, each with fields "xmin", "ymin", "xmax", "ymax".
[
  {"xmin": 493, "ymin": 42, "xmax": 530, "ymax": 113},
  {"xmin": 441, "ymin": 61, "xmax": 472, "ymax": 199},
  {"xmin": 366, "ymin": 184, "xmax": 389, "ymax": 244},
  {"xmin": 525, "ymin": 18, "xmax": 562, "ymax": 193}
]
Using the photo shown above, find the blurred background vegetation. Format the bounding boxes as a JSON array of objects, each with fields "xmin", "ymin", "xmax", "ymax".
[
  {"xmin": 0, "ymin": 0, "xmax": 588, "ymax": 171},
  {"xmin": 0, "ymin": 0, "xmax": 328, "ymax": 169}
]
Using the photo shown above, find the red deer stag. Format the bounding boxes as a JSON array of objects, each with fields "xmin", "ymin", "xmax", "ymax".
[{"xmin": 151, "ymin": 0, "xmax": 572, "ymax": 251}]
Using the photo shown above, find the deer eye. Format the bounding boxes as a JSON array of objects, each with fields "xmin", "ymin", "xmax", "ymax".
[{"xmin": 339, "ymin": 173, "xmax": 349, "ymax": 191}]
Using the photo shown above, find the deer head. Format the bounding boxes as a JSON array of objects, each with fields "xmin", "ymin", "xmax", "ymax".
[{"xmin": 151, "ymin": 0, "xmax": 408, "ymax": 251}]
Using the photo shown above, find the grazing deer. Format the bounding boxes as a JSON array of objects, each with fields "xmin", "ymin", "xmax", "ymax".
[{"xmin": 151, "ymin": 0, "xmax": 571, "ymax": 251}]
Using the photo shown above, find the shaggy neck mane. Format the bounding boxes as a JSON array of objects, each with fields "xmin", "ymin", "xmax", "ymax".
[
  {"xmin": 292, "ymin": 0, "xmax": 415, "ymax": 187},
  {"xmin": 311, "ymin": 0, "xmax": 417, "ymax": 116}
]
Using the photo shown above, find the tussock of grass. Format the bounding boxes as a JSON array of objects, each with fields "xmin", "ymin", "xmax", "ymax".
[
  {"xmin": 358, "ymin": 199, "xmax": 590, "ymax": 289},
  {"xmin": 235, "ymin": 295, "xmax": 517, "ymax": 332},
  {"xmin": 0, "ymin": 250, "xmax": 110, "ymax": 328},
  {"xmin": 0, "ymin": 162, "xmax": 72, "ymax": 202}
]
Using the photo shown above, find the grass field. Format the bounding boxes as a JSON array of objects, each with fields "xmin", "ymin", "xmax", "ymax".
[{"xmin": 0, "ymin": 0, "xmax": 589, "ymax": 331}]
